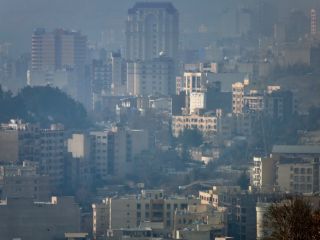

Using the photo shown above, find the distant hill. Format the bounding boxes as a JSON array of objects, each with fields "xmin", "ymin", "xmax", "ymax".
[{"xmin": 0, "ymin": 85, "xmax": 91, "ymax": 129}]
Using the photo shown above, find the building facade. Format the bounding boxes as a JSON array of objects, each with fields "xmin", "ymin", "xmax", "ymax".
[
  {"xmin": 126, "ymin": 2, "xmax": 179, "ymax": 62},
  {"xmin": 172, "ymin": 113, "xmax": 217, "ymax": 137},
  {"xmin": 127, "ymin": 56, "xmax": 175, "ymax": 96},
  {"xmin": 0, "ymin": 197, "xmax": 81, "ymax": 240}
]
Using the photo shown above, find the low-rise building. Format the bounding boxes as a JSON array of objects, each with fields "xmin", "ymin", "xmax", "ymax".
[
  {"xmin": 173, "ymin": 204, "xmax": 227, "ymax": 240},
  {"xmin": 251, "ymin": 145, "xmax": 320, "ymax": 194},
  {"xmin": 92, "ymin": 190, "xmax": 200, "ymax": 238},
  {"xmin": 172, "ymin": 113, "xmax": 217, "ymax": 137},
  {"xmin": 0, "ymin": 196, "xmax": 81, "ymax": 240},
  {"xmin": 0, "ymin": 161, "xmax": 50, "ymax": 201}
]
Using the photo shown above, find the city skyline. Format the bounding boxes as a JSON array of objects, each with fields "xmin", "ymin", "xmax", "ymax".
[{"xmin": 0, "ymin": 1, "xmax": 320, "ymax": 239}]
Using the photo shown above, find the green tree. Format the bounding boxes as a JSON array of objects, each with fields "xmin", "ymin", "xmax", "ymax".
[
  {"xmin": 178, "ymin": 128, "xmax": 203, "ymax": 148},
  {"xmin": 0, "ymin": 85, "xmax": 91, "ymax": 129}
]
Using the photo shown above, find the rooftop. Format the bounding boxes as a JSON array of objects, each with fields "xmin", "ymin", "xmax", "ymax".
[
  {"xmin": 128, "ymin": 2, "xmax": 177, "ymax": 14},
  {"xmin": 272, "ymin": 145, "xmax": 320, "ymax": 154}
]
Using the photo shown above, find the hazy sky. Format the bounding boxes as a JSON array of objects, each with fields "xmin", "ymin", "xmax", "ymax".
[{"xmin": 0, "ymin": 0, "xmax": 319, "ymax": 54}]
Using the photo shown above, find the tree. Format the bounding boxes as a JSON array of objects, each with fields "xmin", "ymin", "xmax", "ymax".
[
  {"xmin": 178, "ymin": 128, "xmax": 203, "ymax": 148},
  {"xmin": 264, "ymin": 197, "xmax": 320, "ymax": 240},
  {"xmin": 237, "ymin": 171, "xmax": 250, "ymax": 190},
  {"xmin": 0, "ymin": 85, "xmax": 91, "ymax": 129}
]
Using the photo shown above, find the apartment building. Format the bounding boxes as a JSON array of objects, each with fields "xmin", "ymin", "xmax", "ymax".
[
  {"xmin": 31, "ymin": 28, "xmax": 87, "ymax": 71},
  {"xmin": 67, "ymin": 133, "xmax": 92, "ymax": 190},
  {"xmin": 0, "ymin": 120, "xmax": 66, "ymax": 189},
  {"xmin": 126, "ymin": 2, "xmax": 179, "ymax": 62},
  {"xmin": 189, "ymin": 92, "xmax": 206, "ymax": 114},
  {"xmin": 92, "ymin": 190, "xmax": 200, "ymax": 238},
  {"xmin": 232, "ymin": 82, "xmax": 245, "ymax": 115},
  {"xmin": 251, "ymin": 145, "xmax": 320, "ymax": 194},
  {"xmin": 251, "ymin": 157, "xmax": 275, "ymax": 192},
  {"xmin": 127, "ymin": 56, "xmax": 175, "ymax": 96},
  {"xmin": 276, "ymin": 158, "xmax": 318, "ymax": 193},
  {"xmin": 171, "ymin": 113, "xmax": 217, "ymax": 137},
  {"xmin": 90, "ymin": 127, "xmax": 149, "ymax": 181},
  {"xmin": 199, "ymin": 186, "xmax": 283, "ymax": 240},
  {"xmin": 0, "ymin": 196, "xmax": 81, "ymax": 240},
  {"xmin": 0, "ymin": 161, "xmax": 50, "ymax": 201},
  {"xmin": 173, "ymin": 204, "xmax": 227, "ymax": 239}
]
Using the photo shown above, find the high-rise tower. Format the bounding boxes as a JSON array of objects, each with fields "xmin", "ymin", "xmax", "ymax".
[
  {"xmin": 31, "ymin": 28, "xmax": 87, "ymax": 71},
  {"xmin": 125, "ymin": 2, "xmax": 179, "ymax": 62},
  {"xmin": 311, "ymin": 9, "xmax": 317, "ymax": 36}
]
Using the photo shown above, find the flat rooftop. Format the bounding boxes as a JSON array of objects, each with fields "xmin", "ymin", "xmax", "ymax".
[{"xmin": 272, "ymin": 145, "xmax": 320, "ymax": 154}]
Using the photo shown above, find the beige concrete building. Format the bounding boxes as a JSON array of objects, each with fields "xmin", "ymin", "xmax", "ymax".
[
  {"xmin": 0, "ymin": 161, "xmax": 50, "ymax": 201},
  {"xmin": 0, "ymin": 120, "xmax": 66, "ymax": 189},
  {"xmin": 92, "ymin": 190, "xmax": 200, "ymax": 238},
  {"xmin": 0, "ymin": 196, "xmax": 81, "ymax": 240},
  {"xmin": 250, "ymin": 145, "xmax": 320, "ymax": 194},
  {"xmin": 67, "ymin": 133, "xmax": 92, "ymax": 189},
  {"xmin": 199, "ymin": 186, "xmax": 241, "ymax": 208},
  {"xmin": 232, "ymin": 82, "xmax": 245, "ymax": 114},
  {"xmin": 251, "ymin": 157, "xmax": 275, "ymax": 192},
  {"xmin": 31, "ymin": 28, "xmax": 87, "ymax": 71},
  {"xmin": 276, "ymin": 158, "xmax": 318, "ymax": 194},
  {"xmin": 90, "ymin": 127, "xmax": 149, "ymax": 181},
  {"xmin": 172, "ymin": 113, "xmax": 217, "ymax": 137},
  {"xmin": 173, "ymin": 204, "xmax": 227, "ymax": 240}
]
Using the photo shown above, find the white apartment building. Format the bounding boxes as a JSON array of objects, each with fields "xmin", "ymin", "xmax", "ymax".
[
  {"xmin": 182, "ymin": 72, "xmax": 206, "ymax": 94},
  {"xmin": 172, "ymin": 113, "xmax": 217, "ymax": 137},
  {"xmin": 244, "ymin": 92, "xmax": 264, "ymax": 112},
  {"xmin": 127, "ymin": 57, "xmax": 175, "ymax": 96},
  {"xmin": 189, "ymin": 92, "xmax": 206, "ymax": 114}
]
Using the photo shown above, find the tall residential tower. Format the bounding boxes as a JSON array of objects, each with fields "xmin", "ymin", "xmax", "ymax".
[{"xmin": 126, "ymin": 2, "xmax": 179, "ymax": 62}]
